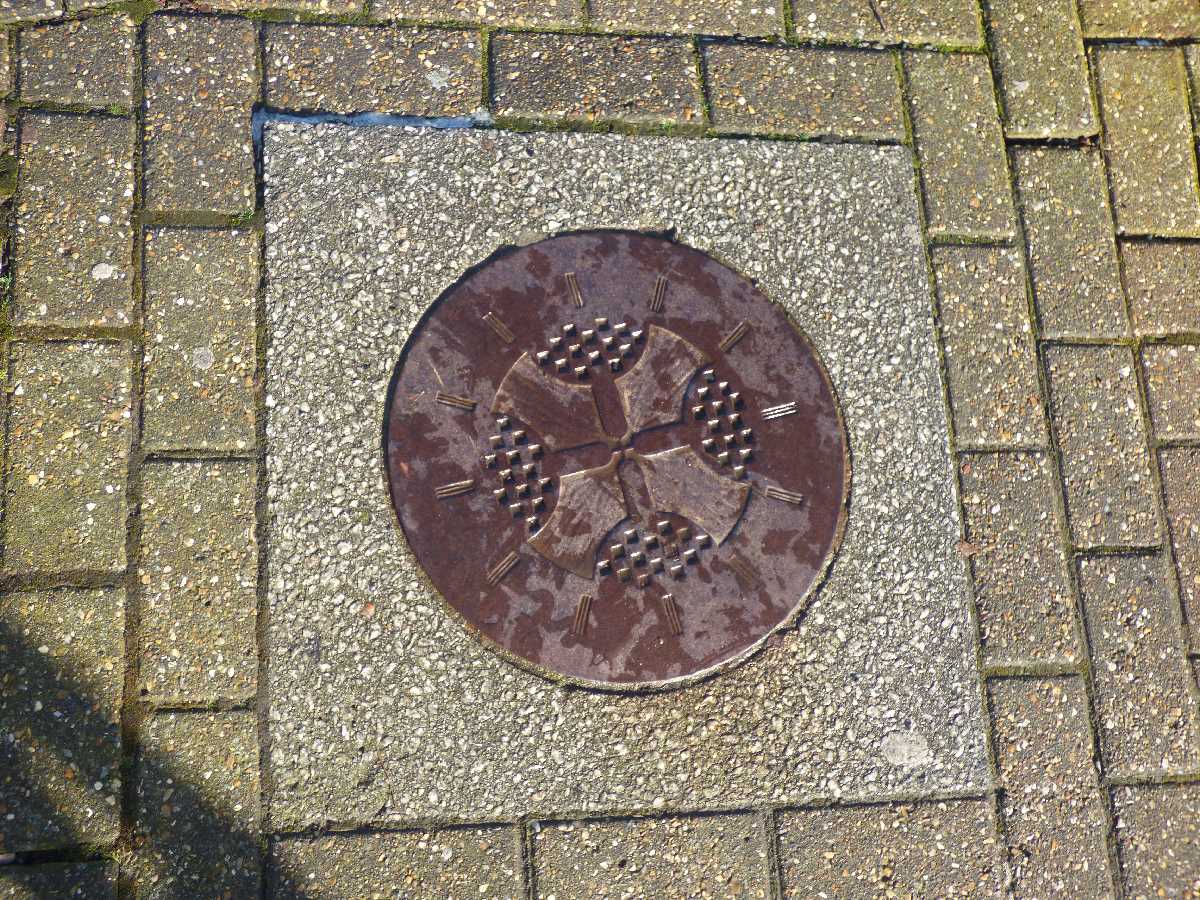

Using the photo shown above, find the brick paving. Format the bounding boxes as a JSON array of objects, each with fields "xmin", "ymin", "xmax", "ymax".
[{"xmin": 0, "ymin": 2, "xmax": 1196, "ymax": 897}]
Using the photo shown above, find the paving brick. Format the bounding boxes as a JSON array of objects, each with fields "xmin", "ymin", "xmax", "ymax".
[
  {"xmin": 0, "ymin": 588, "xmax": 123, "ymax": 851},
  {"xmin": 960, "ymin": 452, "xmax": 1077, "ymax": 665},
  {"xmin": 1078, "ymin": 554, "xmax": 1200, "ymax": 777},
  {"xmin": 140, "ymin": 462, "xmax": 257, "ymax": 703},
  {"xmin": 877, "ymin": 0, "xmax": 983, "ymax": 45},
  {"xmin": 533, "ymin": 814, "xmax": 769, "ymax": 898},
  {"xmin": 0, "ymin": 863, "xmax": 117, "ymax": 898},
  {"xmin": 20, "ymin": 16, "xmax": 135, "ymax": 109},
  {"xmin": 1000, "ymin": 793, "xmax": 1114, "ymax": 899},
  {"xmin": 143, "ymin": 228, "xmax": 257, "ymax": 453},
  {"xmin": 372, "ymin": 0, "xmax": 576, "ymax": 26},
  {"xmin": 791, "ymin": 1, "xmax": 883, "ymax": 41},
  {"xmin": 1079, "ymin": 0, "xmax": 1200, "ymax": 38},
  {"xmin": 1113, "ymin": 783, "xmax": 1200, "ymax": 897},
  {"xmin": 931, "ymin": 246, "xmax": 1044, "ymax": 447},
  {"xmin": 0, "ymin": 0, "xmax": 59, "ymax": 23},
  {"xmin": 1161, "ymin": 447, "xmax": 1200, "ymax": 653},
  {"xmin": 205, "ymin": 0, "xmax": 357, "ymax": 11},
  {"xmin": 272, "ymin": 827, "xmax": 521, "ymax": 897},
  {"xmin": 144, "ymin": 16, "xmax": 257, "ymax": 214},
  {"xmin": 14, "ymin": 113, "xmax": 134, "ymax": 328},
  {"xmin": 1045, "ymin": 345, "xmax": 1157, "ymax": 549},
  {"xmin": 1094, "ymin": 48, "xmax": 1200, "ymax": 236},
  {"xmin": 1011, "ymin": 147, "xmax": 1127, "ymax": 340},
  {"xmin": 1120, "ymin": 241, "xmax": 1200, "ymax": 336},
  {"xmin": 986, "ymin": 0, "xmax": 1094, "ymax": 137},
  {"xmin": 704, "ymin": 44, "xmax": 903, "ymax": 140},
  {"xmin": 135, "ymin": 711, "xmax": 260, "ymax": 899},
  {"xmin": 905, "ymin": 51, "xmax": 1014, "ymax": 237},
  {"xmin": 0, "ymin": 29, "xmax": 12, "ymax": 96},
  {"xmin": 591, "ymin": 0, "xmax": 780, "ymax": 36},
  {"xmin": 1142, "ymin": 344, "xmax": 1200, "ymax": 440},
  {"xmin": 264, "ymin": 25, "xmax": 480, "ymax": 116},
  {"xmin": 3, "ymin": 342, "xmax": 132, "ymax": 574},
  {"xmin": 490, "ymin": 33, "xmax": 702, "ymax": 126},
  {"xmin": 777, "ymin": 800, "xmax": 1005, "ymax": 897}
]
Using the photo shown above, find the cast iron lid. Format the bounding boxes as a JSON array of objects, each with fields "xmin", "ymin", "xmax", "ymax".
[{"xmin": 384, "ymin": 230, "xmax": 848, "ymax": 689}]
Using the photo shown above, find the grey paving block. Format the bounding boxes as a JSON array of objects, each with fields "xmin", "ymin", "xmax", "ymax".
[
  {"xmin": 139, "ymin": 461, "xmax": 257, "ymax": 703},
  {"xmin": 704, "ymin": 44, "xmax": 903, "ymax": 140},
  {"xmin": 791, "ymin": 0, "xmax": 883, "ymax": 41},
  {"xmin": 3, "ymin": 342, "xmax": 132, "ymax": 574},
  {"xmin": 777, "ymin": 800, "xmax": 1005, "ymax": 897},
  {"xmin": 204, "ymin": 0, "xmax": 358, "ymax": 11},
  {"xmin": 371, "ymin": 0, "xmax": 576, "ymax": 25},
  {"xmin": 986, "ymin": 0, "xmax": 1094, "ymax": 137},
  {"xmin": 1079, "ymin": 0, "xmax": 1200, "ymax": 38},
  {"xmin": 1045, "ymin": 345, "xmax": 1157, "ymax": 549},
  {"xmin": 931, "ymin": 245, "xmax": 1045, "ymax": 447},
  {"xmin": 0, "ymin": 29, "xmax": 12, "ymax": 96},
  {"xmin": 0, "ymin": 0, "xmax": 59, "ymax": 23},
  {"xmin": 1094, "ymin": 47, "xmax": 1200, "ymax": 236},
  {"xmin": 960, "ymin": 452, "xmax": 1077, "ymax": 665},
  {"xmin": 877, "ymin": 0, "xmax": 983, "ymax": 45},
  {"xmin": 135, "ymin": 711, "xmax": 260, "ymax": 899},
  {"xmin": 1078, "ymin": 554, "xmax": 1199, "ymax": 777},
  {"xmin": 0, "ymin": 863, "xmax": 117, "ymax": 898},
  {"xmin": 0, "ymin": 588, "xmax": 123, "ymax": 851},
  {"xmin": 1113, "ymin": 783, "xmax": 1200, "ymax": 897},
  {"xmin": 272, "ymin": 827, "xmax": 521, "ymax": 898},
  {"xmin": 1142, "ymin": 344, "xmax": 1200, "ymax": 440},
  {"xmin": 490, "ymin": 33, "xmax": 702, "ymax": 126},
  {"xmin": 264, "ymin": 25, "xmax": 480, "ymax": 115},
  {"xmin": 906, "ymin": 50, "xmax": 1014, "ymax": 237},
  {"xmin": 988, "ymin": 676, "xmax": 1098, "ymax": 791},
  {"xmin": 1120, "ymin": 240, "xmax": 1200, "ymax": 336},
  {"xmin": 1000, "ymin": 793, "xmax": 1114, "ymax": 899},
  {"xmin": 142, "ymin": 228, "xmax": 257, "ymax": 453},
  {"xmin": 20, "ymin": 15, "xmax": 135, "ymax": 108},
  {"xmin": 533, "ymin": 815, "xmax": 769, "ymax": 899},
  {"xmin": 14, "ymin": 113, "xmax": 134, "ymax": 328},
  {"xmin": 143, "ymin": 16, "xmax": 257, "ymax": 214},
  {"xmin": 1161, "ymin": 447, "xmax": 1200, "ymax": 653},
  {"xmin": 1011, "ymin": 147, "xmax": 1127, "ymax": 340},
  {"xmin": 590, "ymin": 0, "xmax": 781, "ymax": 35}
]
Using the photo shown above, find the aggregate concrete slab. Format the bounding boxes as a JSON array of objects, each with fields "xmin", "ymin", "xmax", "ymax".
[{"xmin": 261, "ymin": 123, "xmax": 987, "ymax": 826}]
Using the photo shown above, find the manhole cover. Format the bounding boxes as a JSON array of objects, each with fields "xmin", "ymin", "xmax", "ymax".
[{"xmin": 385, "ymin": 230, "xmax": 848, "ymax": 688}]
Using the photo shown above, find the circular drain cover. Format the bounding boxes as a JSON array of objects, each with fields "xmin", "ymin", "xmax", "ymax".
[{"xmin": 385, "ymin": 231, "xmax": 848, "ymax": 688}]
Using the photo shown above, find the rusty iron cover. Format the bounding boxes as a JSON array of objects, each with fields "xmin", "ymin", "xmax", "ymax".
[{"xmin": 384, "ymin": 231, "xmax": 849, "ymax": 689}]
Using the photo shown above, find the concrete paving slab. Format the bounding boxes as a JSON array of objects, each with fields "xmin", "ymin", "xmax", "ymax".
[
  {"xmin": 1120, "ymin": 240, "xmax": 1200, "ymax": 336},
  {"xmin": 261, "ymin": 123, "xmax": 987, "ymax": 825},
  {"xmin": 1160, "ymin": 447, "xmax": 1200, "ymax": 654},
  {"xmin": 1142, "ymin": 344, "xmax": 1200, "ymax": 440},
  {"xmin": 0, "ymin": 863, "xmax": 117, "ymax": 898},
  {"xmin": 19, "ymin": 15, "xmax": 135, "ymax": 109},
  {"xmin": 1113, "ymin": 783, "xmax": 1200, "ymax": 897}
]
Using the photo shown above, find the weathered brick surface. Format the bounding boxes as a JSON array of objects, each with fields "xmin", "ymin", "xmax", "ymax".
[
  {"xmin": 960, "ymin": 452, "xmax": 1076, "ymax": 665},
  {"xmin": 931, "ymin": 246, "xmax": 1044, "ymax": 447},
  {"xmin": 0, "ymin": 34, "xmax": 11, "ymax": 96},
  {"xmin": 906, "ymin": 51, "xmax": 1014, "ymax": 237},
  {"xmin": 372, "ymin": 0, "xmax": 576, "ymax": 26},
  {"xmin": 1113, "ymin": 783, "xmax": 1200, "ymax": 897},
  {"xmin": 704, "ymin": 45, "xmax": 903, "ymax": 140},
  {"xmin": 1142, "ymin": 344, "xmax": 1200, "ymax": 439},
  {"xmin": 144, "ymin": 16, "xmax": 258, "ymax": 214},
  {"xmin": 0, "ymin": 0, "xmax": 59, "ymax": 24},
  {"xmin": 1160, "ymin": 447, "xmax": 1200, "ymax": 652},
  {"xmin": 20, "ymin": 16, "xmax": 136, "ymax": 109},
  {"xmin": 273, "ymin": 827, "xmax": 521, "ymax": 896},
  {"xmin": 1078, "ymin": 554, "xmax": 1199, "ymax": 777},
  {"xmin": 592, "ymin": 0, "xmax": 780, "ymax": 35},
  {"xmin": 136, "ymin": 712, "xmax": 260, "ymax": 899},
  {"xmin": 14, "ymin": 113, "xmax": 134, "ymax": 328},
  {"xmin": 1094, "ymin": 47, "xmax": 1200, "ymax": 236},
  {"xmin": 791, "ymin": 0, "xmax": 882, "ymax": 41},
  {"xmin": 0, "ymin": 863, "xmax": 117, "ymax": 898},
  {"xmin": 533, "ymin": 814, "xmax": 769, "ymax": 898},
  {"xmin": 491, "ymin": 33, "xmax": 702, "ymax": 126},
  {"xmin": 1011, "ymin": 147, "xmax": 1127, "ymax": 340},
  {"xmin": 0, "ymin": 588, "xmax": 124, "ymax": 851},
  {"xmin": 778, "ymin": 800, "xmax": 1005, "ymax": 897},
  {"xmin": 139, "ymin": 462, "xmax": 257, "ymax": 703},
  {"xmin": 142, "ymin": 228, "xmax": 257, "ymax": 453},
  {"xmin": 204, "ymin": 0, "xmax": 357, "ymax": 11},
  {"xmin": 987, "ymin": 0, "xmax": 1094, "ymax": 137},
  {"xmin": 1120, "ymin": 241, "xmax": 1200, "ymax": 336},
  {"xmin": 3, "ymin": 342, "xmax": 132, "ymax": 574},
  {"xmin": 1079, "ymin": 0, "xmax": 1200, "ymax": 38},
  {"xmin": 264, "ymin": 25, "xmax": 481, "ymax": 116},
  {"xmin": 1045, "ymin": 345, "xmax": 1157, "ymax": 549},
  {"xmin": 793, "ymin": 0, "xmax": 982, "ymax": 45}
]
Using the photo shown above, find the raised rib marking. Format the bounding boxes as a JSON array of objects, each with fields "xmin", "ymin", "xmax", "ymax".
[
  {"xmin": 486, "ymin": 550, "xmax": 520, "ymax": 586},
  {"xmin": 482, "ymin": 312, "xmax": 515, "ymax": 343},
  {"xmin": 649, "ymin": 275, "xmax": 667, "ymax": 312},
  {"xmin": 764, "ymin": 485, "xmax": 805, "ymax": 505},
  {"xmin": 436, "ymin": 392, "xmax": 476, "ymax": 411},
  {"xmin": 571, "ymin": 593, "xmax": 592, "ymax": 636},
  {"xmin": 565, "ymin": 272, "xmax": 584, "ymax": 308},
  {"xmin": 719, "ymin": 321, "xmax": 749, "ymax": 352},
  {"xmin": 662, "ymin": 592, "xmax": 682, "ymax": 635},
  {"xmin": 761, "ymin": 401, "xmax": 798, "ymax": 420},
  {"xmin": 435, "ymin": 479, "xmax": 476, "ymax": 499}
]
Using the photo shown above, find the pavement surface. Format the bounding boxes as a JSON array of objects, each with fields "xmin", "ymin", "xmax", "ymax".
[{"xmin": 0, "ymin": 2, "xmax": 1198, "ymax": 898}]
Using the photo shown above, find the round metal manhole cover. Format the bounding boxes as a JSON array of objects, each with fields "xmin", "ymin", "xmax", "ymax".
[{"xmin": 385, "ymin": 230, "xmax": 848, "ymax": 688}]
